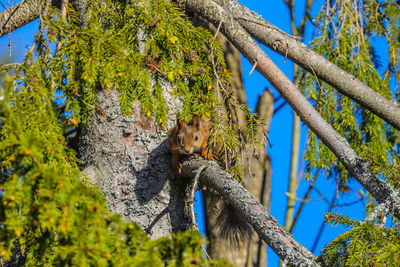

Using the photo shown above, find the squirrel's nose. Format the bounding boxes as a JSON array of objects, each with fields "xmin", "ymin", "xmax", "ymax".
[{"xmin": 184, "ymin": 148, "xmax": 192, "ymax": 154}]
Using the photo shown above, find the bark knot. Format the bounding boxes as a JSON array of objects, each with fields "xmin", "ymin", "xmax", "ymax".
[{"xmin": 120, "ymin": 129, "xmax": 136, "ymax": 147}]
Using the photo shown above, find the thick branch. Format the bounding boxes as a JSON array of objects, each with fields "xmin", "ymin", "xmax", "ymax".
[
  {"xmin": 224, "ymin": 0, "xmax": 400, "ymax": 130},
  {"xmin": 182, "ymin": 159, "xmax": 319, "ymax": 266},
  {"xmin": 177, "ymin": 0, "xmax": 400, "ymax": 220},
  {"xmin": 0, "ymin": 0, "xmax": 85, "ymax": 38},
  {"xmin": 0, "ymin": 0, "xmax": 41, "ymax": 37}
]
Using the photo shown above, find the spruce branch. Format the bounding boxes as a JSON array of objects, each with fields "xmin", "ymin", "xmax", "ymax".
[
  {"xmin": 181, "ymin": 158, "xmax": 319, "ymax": 266},
  {"xmin": 1, "ymin": 1, "xmax": 398, "ymax": 129},
  {"xmin": 217, "ymin": 0, "xmax": 400, "ymax": 130},
  {"xmin": 177, "ymin": 0, "xmax": 400, "ymax": 221}
]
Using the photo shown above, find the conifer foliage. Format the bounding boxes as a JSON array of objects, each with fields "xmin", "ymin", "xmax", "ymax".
[
  {"xmin": 321, "ymin": 213, "xmax": 400, "ymax": 265},
  {"xmin": 300, "ymin": 0, "xmax": 400, "ymax": 185},
  {"xmin": 298, "ymin": 0, "xmax": 400, "ymax": 265}
]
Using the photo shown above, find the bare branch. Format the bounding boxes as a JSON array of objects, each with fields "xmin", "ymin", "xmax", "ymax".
[
  {"xmin": 177, "ymin": 0, "xmax": 400, "ymax": 221},
  {"xmin": 223, "ymin": 0, "xmax": 400, "ymax": 130},
  {"xmin": 285, "ymin": 0, "xmax": 297, "ymax": 36},
  {"xmin": 182, "ymin": 158, "xmax": 319, "ymax": 266},
  {"xmin": 284, "ymin": 111, "xmax": 300, "ymax": 231},
  {"xmin": 289, "ymin": 172, "xmax": 318, "ymax": 233},
  {"xmin": 283, "ymin": 0, "xmax": 310, "ymax": 235},
  {"xmin": 311, "ymin": 192, "xmax": 337, "ymax": 253},
  {"xmin": 298, "ymin": 0, "xmax": 315, "ymax": 35},
  {"xmin": 0, "ymin": 0, "xmax": 66, "ymax": 38}
]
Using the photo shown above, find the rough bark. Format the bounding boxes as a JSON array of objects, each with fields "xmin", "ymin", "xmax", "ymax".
[
  {"xmin": 0, "ymin": 0, "xmax": 58, "ymax": 37},
  {"xmin": 182, "ymin": 158, "xmax": 319, "ymax": 266},
  {"xmin": 0, "ymin": 0, "xmax": 40, "ymax": 37},
  {"xmin": 78, "ymin": 88, "xmax": 189, "ymax": 238},
  {"xmin": 69, "ymin": 0, "xmax": 88, "ymax": 26},
  {"xmin": 178, "ymin": 0, "xmax": 400, "ymax": 220},
  {"xmin": 221, "ymin": 0, "xmax": 400, "ymax": 131},
  {"xmin": 67, "ymin": 0, "xmax": 88, "ymax": 26},
  {"xmin": 0, "ymin": 0, "xmax": 88, "ymax": 38}
]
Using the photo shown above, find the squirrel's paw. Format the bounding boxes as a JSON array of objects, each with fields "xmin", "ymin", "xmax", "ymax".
[
  {"xmin": 174, "ymin": 162, "xmax": 183, "ymax": 174},
  {"xmin": 202, "ymin": 149, "xmax": 213, "ymax": 160}
]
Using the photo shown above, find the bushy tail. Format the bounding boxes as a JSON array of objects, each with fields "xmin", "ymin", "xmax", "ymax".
[{"xmin": 216, "ymin": 202, "xmax": 253, "ymax": 247}]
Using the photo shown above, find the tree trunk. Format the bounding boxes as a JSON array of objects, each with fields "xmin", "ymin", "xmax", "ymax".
[{"xmin": 78, "ymin": 87, "xmax": 188, "ymax": 239}]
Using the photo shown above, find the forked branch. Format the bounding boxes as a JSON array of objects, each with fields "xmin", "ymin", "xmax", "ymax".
[
  {"xmin": 177, "ymin": 0, "xmax": 400, "ymax": 220},
  {"xmin": 182, "ymin": 158, "xmax": 319, "ymax": 266}
]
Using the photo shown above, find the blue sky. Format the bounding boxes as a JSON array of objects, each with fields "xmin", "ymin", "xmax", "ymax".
[{"xmin": 0, "ymin": 1, "xmax": 385, "ymax": 266}]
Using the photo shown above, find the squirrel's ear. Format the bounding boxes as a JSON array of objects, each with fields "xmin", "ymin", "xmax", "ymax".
[
  {"xmin": 178, "ymin": 120, "xmax": 185, "ymax": 129},
  {"xmin": 192, "ymin": 116, "xmax": 200, "ymax": 129},
  {"xmin": 203, "ymin": 118, "xmax": 213, "ymax": 129},
  {"xmin": 176, "ymin": 113, "xmax": 184, "ymax": 129}
]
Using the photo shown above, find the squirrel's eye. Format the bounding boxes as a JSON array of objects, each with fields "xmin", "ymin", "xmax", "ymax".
[{"xmin": 194, "ymin": 135, "xmax": 199, "ymax": 141}]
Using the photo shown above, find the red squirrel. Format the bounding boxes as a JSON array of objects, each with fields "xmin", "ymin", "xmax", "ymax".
[
  {"xmin": 168, "ymin": 115, "xmax": 213, "ymax": 173},
  {"xmin": 168, "ymin": 115, "xmax": 252, "ymax": 246}
]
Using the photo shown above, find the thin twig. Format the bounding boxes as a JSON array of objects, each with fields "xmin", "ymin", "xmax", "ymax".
[
  {"xmin": 249, "ymin": 59, "xmax": 258, "ymax": 76},
  {"xmin": 191, "ymin": 165, "xmax": 211, "ymax": 260},
  {"xmin": 289, "ymin": 169, "xmax": 320, "ymax": 233},
  {"xmin": 201, "ymin": 246, "xmax": 211, "ymax": 260},
  {"xmin": 273, "ymin": 100, "xmax": 287, "ymax": 115},
  {"xmin": 103, "ymin": 89, "xmax": 115, "ymax": 98},
  {"xmin": 56, "ymin": 0, "xmax": 68, "ymax": 52},
  {"xmin": 28, "ymin": 0, "xmax": 52, "ymax": 54},
  {"xmin": 2, "ymin": 0, "xmax": 27, "ymax": 31},
  {"xmin": 214, "ymin": 19, "xmax": 223, "ymax": 38},
  {"xmin": 0, "ymin": 62, "xmax": 20, "ymax": 71},
  {"xmin": 190, "ymin": 165, "xmax": 207, "ymax": 226},
  {"xmin": 311, "ymin": 191, "xmax": 336, "ymax": 253}
]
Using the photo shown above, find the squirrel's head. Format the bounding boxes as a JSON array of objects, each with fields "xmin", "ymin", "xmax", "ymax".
[{"xmin": 177, "ymin": 116, "xmax": 203, "ymax": 154}]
